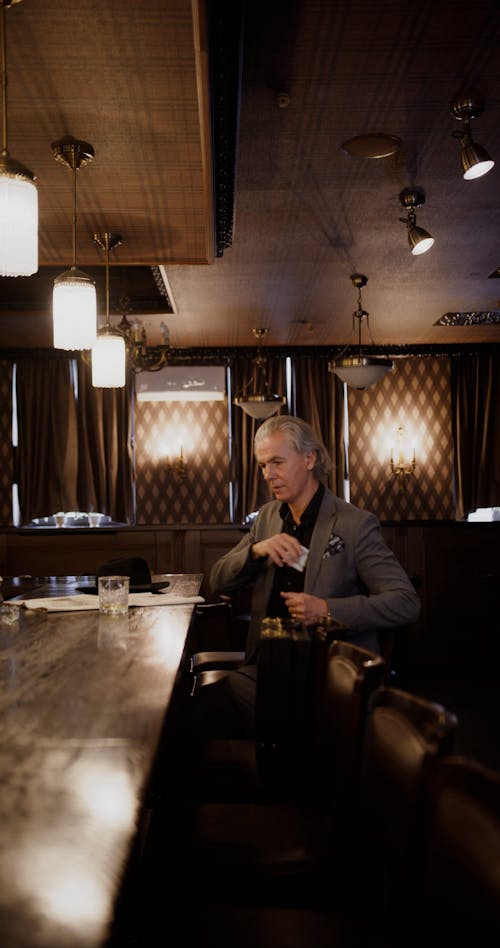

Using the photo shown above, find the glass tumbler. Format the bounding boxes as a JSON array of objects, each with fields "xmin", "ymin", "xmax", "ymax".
[{"xmin": 98, "ymin": 575, "xmax": 130, "ymax": 615}]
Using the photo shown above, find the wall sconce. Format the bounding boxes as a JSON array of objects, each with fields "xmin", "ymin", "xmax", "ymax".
[
  {"xmin": 450, "ymin": 89, "xmax": 495, "ymax": 180},
  {"xmin": 173, "ymin": 446, "xmax": 187, "ymax": 482},
  {"xmin": 117, "ymin": 299, "xmax": 170, "ymax": 373},
  {"xmin": 390, "ymin": 426, "xmax": 416, "ymax": 490},
  {"xmin": 399, "ymin": 187, "xmax": 434, "ymax": 255},
  {"xmin": 165, "ymin": 445, "xmax": 187, "ymax": 482}
]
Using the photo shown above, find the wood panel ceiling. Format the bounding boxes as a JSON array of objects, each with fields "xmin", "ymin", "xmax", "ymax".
[{"xmin": 0, "ymin": 0, "xmax": 499, "ymax": 350}]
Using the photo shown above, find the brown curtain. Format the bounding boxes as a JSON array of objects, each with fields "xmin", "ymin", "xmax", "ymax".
[
  {"xmin": 16, "ymin": 357, "xmax": 79, "ymax": 523},
  {"xmin": 0, "ymin": 359, "xmax": 13, "ymax": 524},
  {"xmin": 451, "ymin": 354, "xmax": 500, "ymax": 520},
  {"xmin": 76, "ymin": 360, "xmax": 135, "ymax": 523},
  {"xmin": 293, "ymin": 357, "xmax": 345, "ymax": 496},
  {"xmin": 231, "ymin": 355, "xmax": 287, "ymax": 522}
]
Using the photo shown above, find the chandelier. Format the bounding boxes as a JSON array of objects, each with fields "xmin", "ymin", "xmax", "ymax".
[{"xmin": 116, "ymin": 298, "xmax": 171, "ymax": 373}]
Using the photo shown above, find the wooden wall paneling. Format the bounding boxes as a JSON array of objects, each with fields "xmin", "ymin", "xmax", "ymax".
[
  {"xmin": 381, "ymin": 523, "xmax": 427, "ymax": 669},
  {"xmin": 184, "ymin": 528, "xmax": 248, "ymax": 596},
  {"xmin": 155, "ymin": 530, "xmax": 184, "ymax": 574},
  {"xmin": 421, "ymin": 524, "xmax": 500, "ymax": 669},
  {"xmin": 1, "ymin": 524, "xmax": 499, "ymax": 679},
  {"xmin": 3, "ymin": 530, "xmax": 159, "ymax": 578}
]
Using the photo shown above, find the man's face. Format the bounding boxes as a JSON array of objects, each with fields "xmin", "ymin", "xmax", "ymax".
[{"xmin": 255, "ymin": 431, "xmax": 316, "ymax": 506}]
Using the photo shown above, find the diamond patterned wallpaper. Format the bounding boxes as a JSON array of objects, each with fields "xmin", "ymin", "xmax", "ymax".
[
  {"xmin": 135, "ymin": 400, "xmax": 230, "ymax": 523},
  {"xmin": 0, "ymin": 362, "xmax": 13, "ymax": 524},
  {"xmin": 347, "ymin": 357, "xmax": 454, "ymax": 520}
]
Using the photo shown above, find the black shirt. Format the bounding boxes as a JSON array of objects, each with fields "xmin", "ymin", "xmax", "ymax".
[{"xmin": 266, "ymin": 483, "xmax": 325, "ymax": 618}]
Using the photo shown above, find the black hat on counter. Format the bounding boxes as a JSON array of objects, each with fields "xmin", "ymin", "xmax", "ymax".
[{"xmin": 77, "ymin": 557, "xmax": 169, "ymax": 594}]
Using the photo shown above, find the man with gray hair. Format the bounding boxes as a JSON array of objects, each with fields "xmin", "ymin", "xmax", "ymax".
[{"xmin": 203, "ymin": 415, "xmax": 420, "ymax": 737}]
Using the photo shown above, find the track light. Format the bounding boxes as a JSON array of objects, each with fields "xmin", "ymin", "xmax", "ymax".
[
  {"xmin": 450, "ymin": 90, "xmax": 494, "ymax": 180},
  {"xmin": 399, "ymin": 187, "xmax": 434, "ymax": 256}
]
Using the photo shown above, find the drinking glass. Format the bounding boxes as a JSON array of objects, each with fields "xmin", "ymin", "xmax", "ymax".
[{"xmin": 98, "ymin": 575, "xmax": 129, "ymax": 615}]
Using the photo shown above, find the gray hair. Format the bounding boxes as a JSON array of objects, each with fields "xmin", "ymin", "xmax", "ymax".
[{"xmin": 254, "ymin": 415, "xmax": 332, "ymax": 481}]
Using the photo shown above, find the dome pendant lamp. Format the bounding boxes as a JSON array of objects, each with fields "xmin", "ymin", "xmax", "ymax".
[
  {"xmin": 52, "ymin": 136, "xmax": 97, "ymax": 350},
  {"xmin": 0, "ymin": 0, "xmax": 38, "ymax": 276},
  {"xmin": 329, "ymin": 274, "xmax": 393, "ymax": 390},
  {"xmin": 234, "ymin": 328, "xmax": 286, "ymax": 419}
]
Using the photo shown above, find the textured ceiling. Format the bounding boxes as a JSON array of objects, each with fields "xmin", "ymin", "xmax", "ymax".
[{"xmin": 1, "ymin": 0, "xmax": 500, "ymax": 350}]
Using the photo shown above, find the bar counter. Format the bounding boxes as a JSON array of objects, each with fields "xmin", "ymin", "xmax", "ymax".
[{"xmin": 0, "ymin": 574, "xmax": 202, "ymax": 948}]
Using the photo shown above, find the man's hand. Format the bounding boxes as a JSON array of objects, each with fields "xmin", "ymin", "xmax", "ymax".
[
  {"xmin": 252, "ymin": 533, "xmax": 303, "ymax": 567},
  {"xmin": 280, "ymin": 591, "xmax": 329, "ymax": 627}
]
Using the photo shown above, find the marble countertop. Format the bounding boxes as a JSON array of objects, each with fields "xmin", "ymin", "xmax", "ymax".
[{"xmin": 0, "ymin": 574, "xmax": 202, "ymax": 948}]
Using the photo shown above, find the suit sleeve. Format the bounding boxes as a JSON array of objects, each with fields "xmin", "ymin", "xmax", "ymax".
[
  {"xmin": 322, "ymin": 511, "xmax": 421, "ymax": 633},
  {"xmin": 209, "ymin": 520, "xmax": 265, "ymax": 597}
]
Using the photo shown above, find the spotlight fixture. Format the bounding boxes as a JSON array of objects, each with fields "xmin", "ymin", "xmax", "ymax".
[
  {"xmin": 450, "ymin": 89, "xmax": 495, "ymax": 180},
  {"xmin": 52, "ymin": 136, "xmax": 97, "ymax": 350},
  {"xmin": 0, "ymin": 0, "xmax": 38, "ymax": 276},
  {"xmin": 91, "ymin": 233, "xmax": 126, "ymax": 389},
  {"xmin": 399, "ymin": 187, "xmax": 434, "ymax": 256},
  {"xmin": 234, "ymin": 328, "xmax": 286, "ymax": 419},
  {"xmin": 329, "ymin": 274, "xmax": 393, "ymax": 390}
]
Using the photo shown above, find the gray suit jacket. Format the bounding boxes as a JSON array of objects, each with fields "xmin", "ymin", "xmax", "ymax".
[{"xmin": 210, "ymin": 487, "xmax": 421, "ymax": 660}]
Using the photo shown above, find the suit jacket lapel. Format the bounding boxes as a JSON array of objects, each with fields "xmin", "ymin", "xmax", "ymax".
[{"xmin": 304, "ymin": 489, "xmax": 338, "ymax": 592}]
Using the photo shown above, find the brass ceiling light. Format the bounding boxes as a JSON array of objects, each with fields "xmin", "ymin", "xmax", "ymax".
[
  {"xmin": 399, "ymin": 187, "xmax": 434, "ymax": 255},
  {"xmin": 450, "ymin": 89, "xmax": 495, "ymax": 181},
  {"xmin": 0, "ymin": 0, "xmax": 37, "ymax": 276},
  {"xmin": 329, "ymin": 274, "xmax": 393, "ymax": 390},
  {"xmin": 91, "ymin": 233, "xmax": 126, "ymax": 389},
  {"xmin": 52, "ymin": 136, "xmax": 97, "ymax": 350},
  {"xmin": 234, "ymin": 328, "xmax": 286, "ymax": 419}
]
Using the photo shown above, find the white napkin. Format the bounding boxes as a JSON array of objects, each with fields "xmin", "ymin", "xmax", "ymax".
[
  {"xmin": 15, "ymin": 593, "xmax": 205, "ymax": 612},
  {"xmin": 129, "ymin": 593, "xmax": 205, "ymax": 608}
]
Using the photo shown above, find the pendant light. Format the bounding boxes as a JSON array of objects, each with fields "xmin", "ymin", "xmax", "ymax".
[
  {"xmin": 51, "ymin": 136, "xmax": 97, "ymax": 350},
  {"xmin": 0, "ymin": 0, "xmax": 37, "ymax": 276},
  {"xmin": 234, "ymin": 328, "xmax": 286, "ymax": 419},
  {"xmin": 91, "ymin": 232, "xmax": 126, "ymax": 388},
  {"xmin": 329, "ymin": 274, "xmax": 393, "ymax": 390}
]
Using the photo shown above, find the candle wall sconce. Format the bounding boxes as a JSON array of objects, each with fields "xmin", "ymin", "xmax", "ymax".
[
  {"xmin": 173, "ymin": 447, "xmax": 187, "ymax": 482},
  {"xmin": 166, "ymin": 445, "xmax": 187, "ymax": 482},
  {"xmin": 390, "ymin": 426, "xmax": 416, "ymax": 490}
]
